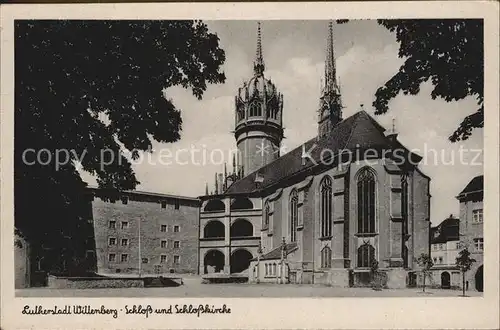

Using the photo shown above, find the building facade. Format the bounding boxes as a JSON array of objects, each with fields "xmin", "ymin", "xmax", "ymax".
[
  {"xmin": 14, "ymin": 232, "xmax": 31, "ymax": 288},
  {"xmin": 89, "ymin": 188, "xmax": 200, "ymax": 275},
  {"xmin": 429, "ymin": 215, "xmax": 461, "ymax": 289},
  {"xmin": 198, "ymin": 22, "xmax": 431, "ymax": 288},
  {"xmin": 457, "ymin": 175, "xmax": 483, "ymax": 292}
]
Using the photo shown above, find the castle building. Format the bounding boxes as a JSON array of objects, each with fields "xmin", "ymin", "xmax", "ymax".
[
  {"xmin": 429, "ymin": 215, "xmax": 461, "ymax": 289},
  {"xmin": 456, "ymin": 175, "xmax": 483, "ymax": 292},
  {"xmin": 198, "ymin": 22, "xmax": 431, "ymax": 288},
  {"xmin": 88, "ymin": 188, "xmax": 200, "ymax": 276}
]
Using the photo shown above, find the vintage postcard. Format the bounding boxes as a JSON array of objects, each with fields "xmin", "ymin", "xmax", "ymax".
[{"xmin": 1, "ymin": 1, "xmax": 499, "ymax": 329}]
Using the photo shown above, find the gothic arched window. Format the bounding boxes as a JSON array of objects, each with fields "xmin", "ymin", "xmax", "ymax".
[
  {"xmin": 321, "ymin": 246, "xmax": 332, "ymax": 268},
  {"xmin": 264, "ymin": 201, "xmax": 270, "ymax": 228},
  {"xmin": 357, "ymin": 168, "xmax": 376, "ymax": 234},
  {"xmin": 401, "ymin": 174, "xmax": 409, "ymax": 236},
  {"xmin": 289, "ymin": 189, "xmax": 298, "ymax": 242},
  {"xmin": 357, "ymin": 243, "xmax": 375, "ymax": 268},
  {"xmin": 249, "ymin": 102, "xmax": 261, "ymax": 117},
  {"xmin": 320, "ymin": 176, "xmax": 333, "ymax": 238}
]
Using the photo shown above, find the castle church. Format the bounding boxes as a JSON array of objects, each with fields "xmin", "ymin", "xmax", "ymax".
[{"xmin": 199, "ymin": 22, "xmax": 431, "ymax": 288}]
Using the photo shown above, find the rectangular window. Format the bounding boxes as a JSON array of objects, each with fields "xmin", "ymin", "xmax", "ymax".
[
  {"xmin": 108, "ymin": 237, "xmax": 116, "ymax": 246},
  {"xmin": 472, "ymin": 209, "xmax": 483, "ymax": 223},
  {"xmin": 174, "ymin": 241, "xmax": 180, "ymax": 248},
  {"xmin": 121, "ymin": 196, "xmax": 128, "ymax": 205},
  {"xmin": 161, "ymin": 240, "xmax": 167, "ymax": 248},
  {"xmin": 160, "ymin": 255, "xmax": 167, "ymax": 263},
  {"xmin": 173, "ymin": 255, "xmax": 180, "ymax": 264},
  {"xmin": 142, "ymin": 258, "xmax": 149, "ymax": 264},
  {"xmin": 109, "ymin": 221, "xmax": 116, "ymax": 229},
  {"xmin": 121, "ymin": 238, "xmax": 129, "ymax": 246},
  {"xmin": 174, "ymin": 225, "xmax": 180, "ymax": 233},
  {"xmin": 121, "ymin": 221, "xmax": 129, "ymax": 229},
  {"xmin": 121, "ymin": 254, "xmax": 128, "ymax": 262},
  {"xmin": 174, "ymin": 199, "xmax": 180, "ymax": 210},
  {"xmin": 108, "ymin": 253, "xmax": 116, "ymax": 262},
  {"xmin": 161, "ymin": 201, "xmax": 167, "ymax": 209},
  {"xmin": 474, "ymin": 238, "xmax": 484, "ymax": 251},
  {"xmin": 160, "ymin": 224, "xmax": 167, "ymax": 232}
]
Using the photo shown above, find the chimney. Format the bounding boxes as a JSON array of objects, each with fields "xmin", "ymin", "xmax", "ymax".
[{"xmin": 385, "ymin": 117, "xmax": 398, "ymax": 142}]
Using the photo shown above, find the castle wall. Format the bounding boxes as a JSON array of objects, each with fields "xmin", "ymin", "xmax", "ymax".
[{"xmin": 92, "ymin": 197, "xmax": 199, "ymax": 275}]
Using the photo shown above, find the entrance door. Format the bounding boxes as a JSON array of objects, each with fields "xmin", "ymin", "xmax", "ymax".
[
  {"xmin": 475, "ymin": 265, "xmax": 483, "ymax": 292},
  {"xmin": 441, "ymin": 271, "xmax": 451, "ymax": 289}
]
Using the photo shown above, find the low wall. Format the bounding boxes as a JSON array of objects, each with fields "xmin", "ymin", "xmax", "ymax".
[{"xmin": 48, "ymin": 275, "xmax": 144, "ymax": 289}]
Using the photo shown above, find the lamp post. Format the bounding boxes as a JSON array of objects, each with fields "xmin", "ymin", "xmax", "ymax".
[
  {"xmin": 279, "ymin": 237, "xmax": 287, "ymax": 284},
  {"xmin": 138, "ymin": 217, "xmax": 142, "ymax": 278},
  {"xmin": 256, "ymin": 241, "xmax": 263, "ymax": 284}
]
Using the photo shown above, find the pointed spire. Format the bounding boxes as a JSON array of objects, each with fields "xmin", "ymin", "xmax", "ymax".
[
  {"xmin": 253, "ymin": 22, "xmax": 265, "ymax": 76},
  {"xmin": 324, "ymin": 21, "xmax": 338, "ymax": 94}
]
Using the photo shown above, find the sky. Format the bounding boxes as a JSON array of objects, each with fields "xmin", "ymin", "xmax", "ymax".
[{"xmin": 80, "ymin": 20, "xmax": 483, "ymax": 225}]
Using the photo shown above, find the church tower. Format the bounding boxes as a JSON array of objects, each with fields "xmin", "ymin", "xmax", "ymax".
[
  {"xmin": 234, "ymin": 22, "xmax": 284, "ymax": 176},
  {"xmin": 318, "ymin": 22, "xmax": 343, "ymax": 138}
]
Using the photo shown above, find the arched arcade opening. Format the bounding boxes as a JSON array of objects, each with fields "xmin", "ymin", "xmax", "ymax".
[
  {"xmin": 441, "ymin": 271, "xmax": 451, "ymax": 289},
  {"xmin": 203, "ymin": 250, "xmax": 225, "ymax": 274},
  {"xmin": 203, "ymin": 220, "xmax": 225, "ymax": 239},
  {"xmin": 230, "ymin": 218, "xmax": 254, "ymax": 238},
  {"xmin": 230, "ymin": 249, "xmax": 253, "ymax": 274}
]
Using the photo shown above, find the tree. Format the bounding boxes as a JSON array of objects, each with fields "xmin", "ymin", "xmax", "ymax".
[
  {"xmin": 373, "ymin": 19, "xmax": 483, "ymax": 142},
  {"xmin": 416, "ymin": 253, "xmax": 434, "ymax": 292},
  {"xmin": 15, "ymin": 20, "xmax": 226, "ymax": 274},
  {"xmin": 455, "ymin": 248, "xmax": 476, "ymax": 297}
]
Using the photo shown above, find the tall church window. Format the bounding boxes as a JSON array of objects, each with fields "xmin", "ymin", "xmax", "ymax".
[
  {"xmin": 357, "ymin": 243, "xmax": 375, "ymax": 268},
  {"xmin": 320, "ymin": 176, "xmax": 333, "ymax": 238},
  {"xmin": 401, "ymin": 174, "xmax": 408, "ymax": 236},
  {"xmin": 249, "ymin": 102, "xmax": 261, "ymax": 117},
  {"xmin": 321, "ymin": 246, "xmax": 332, "ymax": 268},
  {"xmin": 289, "ymin": 189, "xmax": 298, "ymax": 242},
  {"xmin": 263, "ymin": 201, "xmax": 270, "ymax": 229},
  {"xmin": 401, "ymin": 174, "xmax": 409, "ymax": 268},
  {"xmin": 357, "ymin": 168, "xmax": 376, "ymax": 234}
]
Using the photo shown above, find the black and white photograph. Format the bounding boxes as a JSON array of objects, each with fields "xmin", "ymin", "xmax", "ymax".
[{"xmin": 1, "ymin": 2, "xmax": 499, "ymax": 329}]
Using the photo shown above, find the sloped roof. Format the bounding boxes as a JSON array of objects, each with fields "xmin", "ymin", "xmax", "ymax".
[
  {"xmin": 458, "ymin": 175, "xmax": 483, "ymax": 196},
  {"xmin": 431, "ymin": 216, "xmax": 460, "ymax": 244},
  {"xmin": 224, "ymin": 111, "xmax": 422, "ymax": 195},
  {"xmin": 251, "ymin": 242, "xmax": 298, "ymax": 261}
]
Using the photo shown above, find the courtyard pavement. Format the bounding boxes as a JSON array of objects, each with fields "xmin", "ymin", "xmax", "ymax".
[{"xmin": 16, "ymin": 278, "xmax": 483, "ymax": 298}]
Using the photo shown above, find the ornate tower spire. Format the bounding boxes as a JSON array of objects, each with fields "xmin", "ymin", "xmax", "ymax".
[
  {"xmin": 253, "ymin": 22, "xmax": 265, "ymax": 76},
  {"xmin": 324, "ymin": 21, "xmax": 338, "ymax": 95},
  {"xmin": 318, "ymin": 21, "xmax": 343, "ymax": 138},
  {"xmin": 234, "ymin": 21, "xmax": 284, "ymax": 176}
]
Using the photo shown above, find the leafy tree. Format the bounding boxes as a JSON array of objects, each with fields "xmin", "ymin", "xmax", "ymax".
[
  {"xmin": 416, "ymin": 253, "xmax": 434, "ymax": 292},
  {"xmin": 455, "ymin": 248, "xmax": 476, "ymax": 297},
  {"xmin": 373, "ymin": 19, "xmax": 483, "ymax": 142},
  {"xmin": 15, "ymin": 20, "xmax": 226, "ymax": 274}
]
